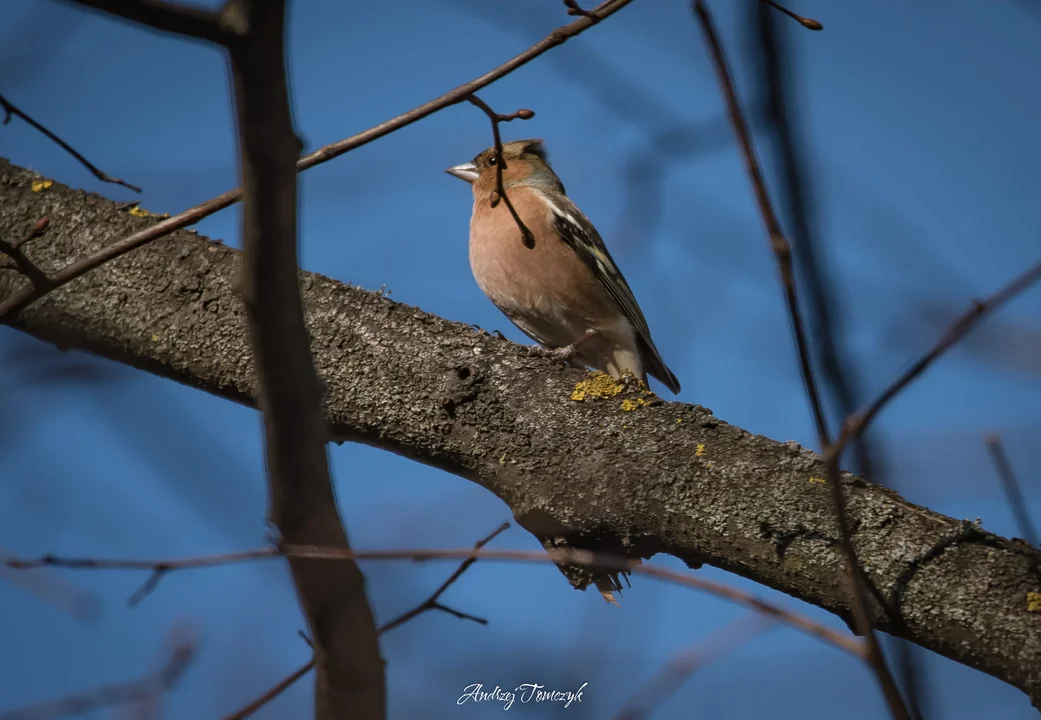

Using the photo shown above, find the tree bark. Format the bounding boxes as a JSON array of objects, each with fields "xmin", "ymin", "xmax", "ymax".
[{"xmin": 2, "ymin": 157, "xmax": 1040, "ymax": 706}]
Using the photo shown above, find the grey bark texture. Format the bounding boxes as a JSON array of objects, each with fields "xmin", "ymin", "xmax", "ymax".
[{"xmin": 2, "ymin": 158, "xmax": 1040, "ymax": 705}]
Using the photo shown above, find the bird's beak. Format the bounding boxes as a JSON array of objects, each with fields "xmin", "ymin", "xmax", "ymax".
[{"xmin": 445, "ymin": 162, "xmax": 479, "ymax": 184}]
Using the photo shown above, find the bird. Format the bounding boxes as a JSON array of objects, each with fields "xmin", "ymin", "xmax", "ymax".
[{"xmin": 446, "ymin": 138, "xmax": 681, "ymax": 395}]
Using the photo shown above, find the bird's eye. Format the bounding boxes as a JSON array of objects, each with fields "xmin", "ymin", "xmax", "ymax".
[{"xmin": 488, "ymin": 155, "xmax": 498, "ymax": 166}]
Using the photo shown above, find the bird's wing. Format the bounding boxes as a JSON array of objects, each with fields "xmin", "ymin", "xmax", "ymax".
[
  {"xmin": 537, "ymin": 190, "xmax": 652, "ymax": 338},
  {"xmin": 537, "ymin": 190, "xmax": 681, "ymax": 394}
]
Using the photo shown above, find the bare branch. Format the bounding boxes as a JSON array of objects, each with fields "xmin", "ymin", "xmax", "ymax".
[
  {"xmin": 221, "ymin": 522, "xmax": 511, "ymax": 720},
  {"xmin": 985, "ymin": 435, "xmax": 1038, "ymax": 550},
  {"xmin": 759, "ymin": 0, "xmax": 823, "ymax": 30},
  {"xmin": 294, "ymin": 0, "xmax": 633, "ymax": 169},
  {"xmin": 377, "ymin": 520, "xmax": 510, "ymax": 634},
  {"xmin": 836, "ymin": 259, "xmax": 1041, "ymax": 453},
  {"xmin": 0, "ymin": 94, "xmax": 141, "ymax": 193},
  {"xmin": 563, "ymin": 0, "xmax": 594, "ymax": 17},
  {"xmin": 6, "ymin": 544, "xmax": 864, "ymax": 658},
  {"xmin": 748, "ymin": 1, "xmax": 925, "ymax": 715},
  {"xmin": 0, "ymin": 545, "xmax": 100, "ymax": 623},
  {"xmin": 0, "ymin": 623, "xmax": 196, "ymax": 720},
  {"xmin": 691, "ymin": 2, "xmax": 908, "ymax": 716},
  {"xmin": 0, "ymin": 218, "xmax": 52, "ymax": 291},
  {"xmin": 6, "ymin": 549, "xmax": 280, "ymax": 573},
  {"xmin": 465, "ymin": 95, "xmax": 536, "ymax": 249},
  {"xmin": 61, "ymin": 0, "xmax": 229, "ymax": 43},
  {"xmin": 614, "ymin": 613, "xmax": 776, "ymax": 720},
  {"xmin": 219, "ymin": 661, "xmax": 313, "ymax": 720},
  {"xmin": 0, "ymin": 0, "xmax": 635, "ymax": 321},
  {"xmin": 691, "ymin": 1, "xmax": 829, "ymax": 446}
]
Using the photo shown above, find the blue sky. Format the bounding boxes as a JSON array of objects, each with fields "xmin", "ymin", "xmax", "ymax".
[{"xmin": 2, "ymin": 1, "xmax": 1040, "ymax": 717}]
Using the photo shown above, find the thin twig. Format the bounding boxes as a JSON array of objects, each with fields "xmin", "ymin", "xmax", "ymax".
[
  {"xmin": 0, "ymin": 0, "xmax": 635, "ymax": 322},
  {"xmin": 691, "ymin": 2, "xmax": 909, "ymax": 717},
  {"xmin": 691, "ymin": 0, "xmax": 828, "ymax": 445},
  {"xmin": 0, "ymin": 94, "xmax": 141, "ymax": 193},
  {"xmin": 614, "ymin": 613, "xmax": 776, "ymax": 720},
  {"xmin": 7, "ymin": 549, "xmax": 281, "ymax": 573},
  {"xmin": 563, "ymin": 0, "xmax": 594, "ymax": 17},
  {"xmin": 835, "ymin": 260, "xmax": 1041, "ymax": 455},
  {"xmin": 0, "ymin": 623, "xmax": 196, "ymax": 720},
  {"xmin": 378, "ymin": 521, "xmax": 510, "ymax": 633},
  {"xmin": 0, "ymin": 218, "xmax": 52, "ymax": 291},
  {"xmin": 6, "ymin": 544, "xmax": 863, "ymax": 658},
  {"xmin": 758, "ymin": 0, "xmax": 823, "ymax": 30},
  {"xmin": 129, "ymin": 564, "xmax": 170, "ymax": 606},
  {"xmin": 10, "ymin": 217, "xmax": 51, "ymax": 251},
  {"xmin": 219, "ymin": 661, "xmax": 314, "ymax": 720},
  {"xmin": 984, "ymin": 435, "xmax": 1038, "ymax": 549},
  {"xmin": 465, "ymin": 95, "xmax": 536, "ymax": 249},
  {"xmin": 750, "ymin": 2, "xmax": 923, "ymax": 714},
  {"xmin": 0, "ymin": 545, "xmax": 100, "ymax": 622},
  {"xmin": 220, "ymin": 522, "xmax": 512, "ymax": 720}
]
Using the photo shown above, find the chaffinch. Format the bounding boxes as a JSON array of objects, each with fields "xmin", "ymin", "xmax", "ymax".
[{"xmin": 446, "ymin": 139, "xmax": 681, "ymax": 394}]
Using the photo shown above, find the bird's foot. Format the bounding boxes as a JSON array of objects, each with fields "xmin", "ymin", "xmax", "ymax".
[
  {"xmin": 529, "ymin": 344, "xmax": 577, "ymax": 362},
  {"xmin": 528, "ymin": 329, "xmax": 598, "ymax": 363}
]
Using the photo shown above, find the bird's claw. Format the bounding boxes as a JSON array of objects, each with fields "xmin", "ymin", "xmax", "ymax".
[
  {"xmin": 528, "ymin": 329, "xmax": 598, "ymax": 364},
  {"xmin": 529, "ymin": 344, "xmax": 576, "ymax": 362}
]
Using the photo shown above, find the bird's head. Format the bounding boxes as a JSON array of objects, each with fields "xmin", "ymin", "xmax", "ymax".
[{"xmin": 446, "ymin": 139, "xmax": 565, "ymax": 196}]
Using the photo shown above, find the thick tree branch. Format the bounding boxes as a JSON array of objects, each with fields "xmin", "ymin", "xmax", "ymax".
[
  {"xmin": 220, "ymin": 1, "xmax": 383, "ymax": 718},
  {"xmin": 2, "ymin": 160, "xmax": 1041, "ymax": 705}
]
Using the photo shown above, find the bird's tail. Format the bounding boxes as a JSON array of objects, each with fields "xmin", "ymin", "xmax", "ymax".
[{"xmin": 637, "ymin": 335, "xmax": 681, "ymax": 395}]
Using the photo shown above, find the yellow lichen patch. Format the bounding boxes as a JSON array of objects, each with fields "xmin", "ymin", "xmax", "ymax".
[
  {"xmin": 636, "ymin": 386, "xmax": 664, "ymax": 407},
  {"xmin": 676, "ymin": 418, "xmax": 682, "ymax": 424},
  {"xmin": 31, "ymin": 179, "xmax": 53, "ymax": 192},
  {"xmin": 150, "ymin": 334, "xmax": 160, "ymax": 343},
  {"xmin": 695, "ymin": 443, "xmax": 706, "ymax": 457},
  {"xmin": 808, "ymin": 476, "xmax": 826, "ymax": 484},
  {"xmin": 620, "ymin": 397, "xmax": 653, "ymax": 412},
  {"xmin": 570, "ymin": 372, "xmax": 625, "ymax": 402},
  {"xmin": 127, "ymin": 205, "xmax": 151, "ymax": 217},
  {"xmin": 1027, "ymin": 592, "xmax": 1041, "ymax": 612},
  {"xmin": 498, "ymin": 453, "xmax": 507, "ymax": 465}
]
